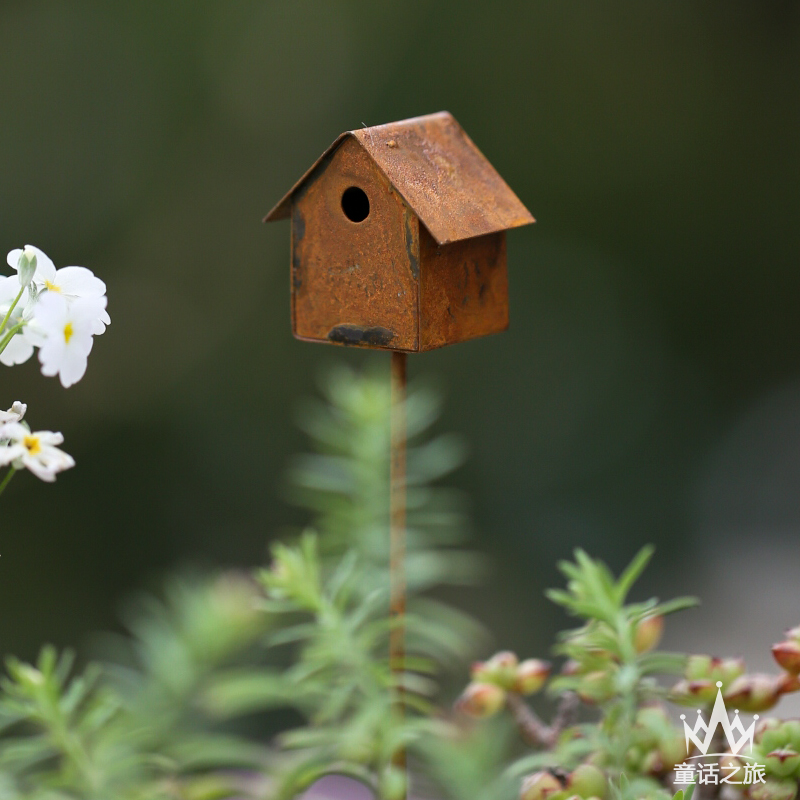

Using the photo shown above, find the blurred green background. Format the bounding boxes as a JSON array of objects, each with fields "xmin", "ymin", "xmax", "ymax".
[{"xmin": 1, "ymin": 1, "xmax": 799, "ymax": 665}]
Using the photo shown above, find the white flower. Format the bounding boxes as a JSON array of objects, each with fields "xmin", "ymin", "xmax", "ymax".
[
  {"xmin": 0, "ymin": 275, "xmax": 34, "ymax": 366},
  {"xmin": 0, "ymin": 402, "xmax": 26, "ymax": 424},
  {"xmin": 0, "ymin": 422, "xmax": 74, "ymax": 482},
  {"xmin": 23, "ymin": 292, "xmax": 106, "ymax": 388},
  {"xmin": 6, "ymin": 245, "xmax": 110, "ymax": 334}
]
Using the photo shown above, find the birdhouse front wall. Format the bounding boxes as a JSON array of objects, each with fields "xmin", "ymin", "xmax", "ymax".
[{"xmin": 291, "ymin": 136, "xmax": 421, "ymax": 351}]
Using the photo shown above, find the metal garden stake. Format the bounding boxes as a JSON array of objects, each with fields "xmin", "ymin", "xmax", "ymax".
[{"xmin": 265, "ymin": 111, "xmax": 534, "ymax": 795}]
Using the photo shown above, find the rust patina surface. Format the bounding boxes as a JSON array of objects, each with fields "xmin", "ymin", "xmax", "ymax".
[{"xmin": 266, "ymin": 111, "xmax": 533, "ymax": 352}]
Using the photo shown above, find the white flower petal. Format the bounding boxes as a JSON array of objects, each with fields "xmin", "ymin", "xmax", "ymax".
[
  {"xmin": 56, "ymin": 346, "xmax": 89, "ymax": 388},
  {"xmin": 37, "ymin": 431, "xmax": 64, "ymax": 446},
  {"xmin": 6, "ymin": 249, "xmax": 22, "ymax": 271},
  {"xmin": 22, "ymin": 457, "xmax": 58, "ymax": 482},
  {"xmin": 51, "ymin": 267, "xmax": 106, "ymax": 299},
  {"xmin": 0, "ymin": 275, "xmax": 21, "ymax": 305},
  {"xmin": 0, "ymin": 443, "xmax": 24, "ymax": 467},
  {"xmin": 30, "ymin": 291, "xmax": 69, "ymax": 325},
  {"xmin": 0, "ymin": 333, "xmax": 34, "ymax": 366},
  {"xmin": 21, "ymin": 320, "xmax": 47, "ymax": 348},
  {"xmin": 23, "ymin": 246, "xmax": 56, "ymax": 282}
]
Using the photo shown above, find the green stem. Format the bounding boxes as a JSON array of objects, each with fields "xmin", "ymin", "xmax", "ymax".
[
  {"xmin": 0, "ymin": 320, "xmax": 25, "ymax": 357},
  {"xmin": 0, "ymin": 284, "xmax": 25, "ymax": 336},
  {"xmin": 0, "ymin": 468, "xmax": 17, "ymax": 497}
]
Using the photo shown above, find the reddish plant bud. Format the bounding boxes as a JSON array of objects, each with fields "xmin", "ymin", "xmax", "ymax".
[
  {"xmin": 473, "ymin": 651, "xmax": 520, "ymax": 689},
  {"xmin": 724, "ymin": 674, "xmax": 781, "ymax": 713},
  {"xmin": 514, "ymin": 659, "xmax": 551, "ymax": 695},
  {"xmin": 764, "ymin": 748, "xmax": 800, "ymax": 779},
  {"xmin": 779, "ymin": 673, "xmax": 800, "ymax": 695},
  {"xmin": 634, "ymin": 615, "xmax": 664, "ymax": 653},
  {"xmin": 749, "ymin": 778, "xmax": 798, "ymax": 800},
  {"xmin": 486, "ymin": 650, "xmax": 519, "ymax": 670},
  {"xmin": 785, "ymin": 625, "xmax": 800, "ymax": 645},
  {"xmin": 456, "ymin": 681, "xmax": 506, "ymax": 718},
  {"xmin": 773, "ymin": 641, "xmax": 800, "ymax": 676},
  {"xmin": 520, "ymin": 771, "xmax": 565, "ymax": 800},
  {"xmin": 670, "ymin": 678, "xmax": 718, "ymax": 705},
  {"xmin": 686, "ymin": 654, "xmax": 713, "ymax": 680},
  {"xmin": 710, "ymin": 657, "xmax": 747, "ymax": 685},
  {"xmin": 577, "ymin": 671, "xmax": 615, "ymax": 704},
  {"xmin": 566, "ymin": 763, "xmax": 607, "ymax": 799},
  {"xmin": 470, "ymin": 660, "xmax": 488, "ymax": 679},
  {"xmin": 686, "ymin": 655, "xmax": 747, "ymax": 685}
]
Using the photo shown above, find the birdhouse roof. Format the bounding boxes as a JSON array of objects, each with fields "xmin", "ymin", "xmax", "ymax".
[{"xmin": 264, "ymin": 111, "xmax": 535, "ymax": 245}]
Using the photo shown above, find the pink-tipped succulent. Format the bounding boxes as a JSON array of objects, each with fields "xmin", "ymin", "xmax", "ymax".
[
  {"xmin": 455, "ymin": 681, "xmax": 506, "ymax": 718},
  {"xmin": 634, "ymin": 614, "xmax": 664, "ymax": 654},
  {"xmin": 514, "ymin": 659, "xmax": 551, "ymax": 695},
  {"xmin": 519, "ymin": 771, "xmax": 564, "ymax": 800}
]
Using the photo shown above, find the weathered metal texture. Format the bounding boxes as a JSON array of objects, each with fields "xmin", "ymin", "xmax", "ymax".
[
  {"xmin": 266, "ymin": 111, "xmax": 534, "ymax": 245},
  {"xmin": 291, "ymin": 136, "xmax": 420, "ymax": 351},
  {"xmin": 266, "ymin": 111, "xmax": 533, "ymax": 352},
  {"xmin": 418, "ymin": 227, "xmax": 508, "ymax": 351}
]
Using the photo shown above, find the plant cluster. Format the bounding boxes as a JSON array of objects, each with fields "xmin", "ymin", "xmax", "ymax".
[
  {"xmin": 2, "ymin": 361, "xmax": 800, "ymax": 800},
  {"xmin": 455, "ymin": 548, "xmax": 800, "ymax": 800}
]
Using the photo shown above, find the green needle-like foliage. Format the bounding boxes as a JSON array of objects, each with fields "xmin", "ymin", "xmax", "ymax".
[
  {"xmin": 0, "ymin": 366, "xmax": 483, "ymax": 799},
  {"xmin": 1, "ymin": 367, "xmax": 794, "ymax": 800}
]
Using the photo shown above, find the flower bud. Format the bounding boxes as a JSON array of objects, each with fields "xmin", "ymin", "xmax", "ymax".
[
  {"xmin": 773, "ymin": 641, "xmax": 800, "ymax": 676},
  {"xmin": 634, "ymin": 615, "xmax": 664, "ymax": 653},
  {"xmin": 724, "ymin": 674, "xmax": 782, "ymax": 713},
  {"xmin": 785, "ymin": 626, "xmax": 800, "ymax": 645},
  {"xmin": 514, "ymin": 659, "xmax": 551, "ymax": 695},
  {"xmin": 749, "ymin": 778, "xmax": 798, "ymax": 800},
  {"xmin": 577, "ymin": 671, "xmax": 615, "ymax": 704},
  {"xmin": 686, "ymin": 654, "xmax": 713, "ymax": 680},
  {"xmin": 764, "ymin": 748, "xmax": 800, "ymax": 779},
  {"xmin": 716, "ymin": 658, "xmax": 747, "ymax": 685},
  {"xmin": 757, "ymin": 718, "xmax": 786, "ymax": 749},
  {"xmin": 17, "ymin": 248, "xmax": 37, "ymax": 289},
  {"xmin": 472, "ymin": 651, "xmax": 520, "ymax": 689},
  {"xmin": 566, "ymin": 763, "xmax": 607, "ymax": 799},
  {"xmin": 685, "ymin": 655, "xmax": 746, "ymax": 685},
  {"xmin": 670, "ymin": 678, "xmax": 718, "ymax": 705},
  {"xmin": 456, "ymin": 681, "xmax": 506, "ymax": 718},
  {"xmin": 779, "ymin": 720, "xmax": 800, "ymax": 751},
  {"xmin": 520, "ymin": 771, "xmax": 565, "ymax": 800}
]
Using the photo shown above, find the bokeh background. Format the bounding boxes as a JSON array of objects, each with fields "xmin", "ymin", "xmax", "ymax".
[{"xmin": 1, "ymin": 1, "xmax": 799, "ymax": 679}]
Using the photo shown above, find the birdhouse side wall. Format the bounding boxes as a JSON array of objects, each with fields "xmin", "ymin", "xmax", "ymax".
[
  {"xmin": 418, "ymin": 227, "xmax": 508, "ymax": 351},
  {"xmin": 291, "ymin": 136, "xmax": 421, "ymax": 351}
]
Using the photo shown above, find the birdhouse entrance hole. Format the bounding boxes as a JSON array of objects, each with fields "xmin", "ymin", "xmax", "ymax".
[{"xmin": 341, "ymin": 186, "xmax": 370, "ymax": 222}]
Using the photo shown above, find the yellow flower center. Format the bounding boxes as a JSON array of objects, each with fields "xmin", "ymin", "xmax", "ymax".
[
  {"xmin": 23, "ymin": 436, "xmax": 41, "ymax": 455},
  {"xmin": 45, "ymin": 280, "xmax": 61, "ymax": 293},
  {"xmin": 63, "ymin": 322, "xmax": 73, "ymax": 344}
]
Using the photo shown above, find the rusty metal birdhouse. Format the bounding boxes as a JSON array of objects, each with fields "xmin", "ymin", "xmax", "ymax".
[{"xmin": 265, "ymin": 111, "xmax": 534, "ymax": 352}]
